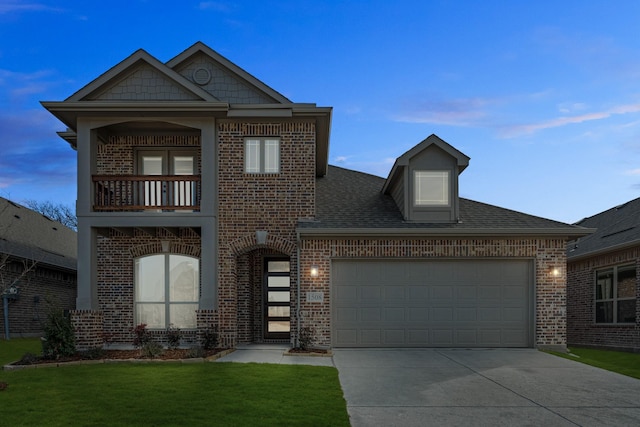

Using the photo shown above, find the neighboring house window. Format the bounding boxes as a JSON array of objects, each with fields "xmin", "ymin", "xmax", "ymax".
[
  {"xmin": 135, "ymin": 254, "xmax": 199, "ymax": 329},
  {"xmin": 595, "ymin": 265, "xmax": 636, "ymax": 324},
  {"xmin": 245, "ymin": 138, "xmax": 280, "ymax": 173},
  {"xmin": 414, "ymin": 171, "xmax": 449, "ymax": 206}
]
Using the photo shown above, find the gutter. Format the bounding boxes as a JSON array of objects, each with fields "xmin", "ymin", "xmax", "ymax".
[
  {"xmin": 297, "ymin": 227, "xmax": 596, "ymax": 239},
  {"xmin": 567, "ymin": 238, "xmax": 640, "ymax": 263}
]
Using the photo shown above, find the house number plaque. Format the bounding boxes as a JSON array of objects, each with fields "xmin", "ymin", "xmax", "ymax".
[{"xmin": 306, "ymin": 291, "xmax": 324, "ymax": 303}]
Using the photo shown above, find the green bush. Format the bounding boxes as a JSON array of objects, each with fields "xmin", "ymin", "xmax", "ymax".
[
  {"xmin": 166, "ymin": 324, "xmax": 181, "ymax": 350},
  {"xmin": 42, "ymin": 308, "xmax": 76, "ymax": 360},
  {"xmin": 298, "ymin": 326, "xmax": 315, "ymax": 350},
  {"xmin": 141, "ymin": 341, "xmax": 164, "ymax": 358},
  {"xmin": 200, "ymin": 325, "xmax": 218, "ymax": 350}
]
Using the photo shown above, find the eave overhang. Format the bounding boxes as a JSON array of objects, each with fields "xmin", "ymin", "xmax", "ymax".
[
  {"xmin": 298, "ymin": 227, "xmax": 596, "ymax": 239},
  {"xmin": 567, "ymin": 238, "xmax": 640, "ymax": 263}
]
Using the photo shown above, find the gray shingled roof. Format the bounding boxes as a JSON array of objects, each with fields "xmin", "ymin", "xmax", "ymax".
[
  {"xmin": 0, "ymin": 197, "xmax": 77, "ymax": 271},
  {"xmin": 299, "ymin": 166, "xmax": 589, "ymax": 236},
  {"xmin": 567, "ymin": 197, "xmax": 640, "ymax": 260}
]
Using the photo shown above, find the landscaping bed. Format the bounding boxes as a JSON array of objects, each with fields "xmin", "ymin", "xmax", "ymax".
[{"xmin": 6, "ymin": 347, "xmax": 231, "ymax": 369}]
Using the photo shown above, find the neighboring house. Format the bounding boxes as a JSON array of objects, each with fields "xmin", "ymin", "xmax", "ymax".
[
  {"xmin": 0, "ymin": 197, "xmax": 77, "ymax": 338},
  {"xmin": 567, "ymin": 198, "xmax": 640, "ymax": 351},
  {"xmin": 43, "ymin": 42, "xmax": 590, "ymax": 351}
]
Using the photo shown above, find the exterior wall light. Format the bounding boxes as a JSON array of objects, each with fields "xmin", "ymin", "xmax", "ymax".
[
  {"xmin": 310, "ymin": 265, "xmax": 319, "ymax": 278},
  {"xmin": 551, "ymin": 267, "xmax": 561, "ymax": 277}
]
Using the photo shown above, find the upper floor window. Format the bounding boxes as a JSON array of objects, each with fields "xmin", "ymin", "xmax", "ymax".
[
  {"xmin": 135, "ymin": 254, "xmax": 199, "ymax": 329},
  {"xmin": 245, "ymin": 138, "xmax": 280, "ymax": 173},
  {"xmin": 595, "ymin": 265, "xmax": 636, "ymax": 324},
  {"xmin": 414, "ymin": 171, "xmax": 449, "ymax": 206}
]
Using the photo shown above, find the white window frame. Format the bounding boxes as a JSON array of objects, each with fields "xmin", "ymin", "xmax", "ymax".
[
  {"xmin": 134, "ymin": 254, "xmax": 200, "ymax": 329},
  {"xmin": 414, "ymin": 170, "xmax": 450, "ymax": 206},
  {"xmin": 245, "ymin": 138, "xmax": 280, "ymax": 173}
]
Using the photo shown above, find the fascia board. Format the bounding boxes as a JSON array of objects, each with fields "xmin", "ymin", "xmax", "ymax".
[
  {"xmin": 297, "ymin": 227, "xmax": 596, "ymax": 239},
  {"xmin": 67, "ymin": 49, "xmax": 217, "ymax": 102},
  {"xmin": 567, "ymin": 238, "xmax": 640, "ymax": 262}
]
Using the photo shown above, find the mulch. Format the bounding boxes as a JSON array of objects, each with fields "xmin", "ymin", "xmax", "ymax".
[{"xmin": 11, "ymin": 348, "xmax": 227, "ymax": 366}]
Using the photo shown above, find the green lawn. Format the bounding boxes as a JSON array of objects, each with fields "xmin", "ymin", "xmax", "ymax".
[
  {"xmin": 549, "ymin": 347, "xmax": 640, "ymax": 380},
  {"xmin": 0, "ymin": 339, "xmax": 350, "ymax": 427}
]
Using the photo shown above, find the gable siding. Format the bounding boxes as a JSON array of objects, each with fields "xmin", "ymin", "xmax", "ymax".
[
  {"xmin": 174, "ymin": 53, "xmax": 276, "ymax": 104},
  {"xmin": 90, "ymin": 64, "xmax": 199, "ymax": 101}
]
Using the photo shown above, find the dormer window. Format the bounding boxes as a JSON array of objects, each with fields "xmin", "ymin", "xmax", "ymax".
[{"xmin": 414, "ymin": 171, "xmax": 450, "ymax": 207}]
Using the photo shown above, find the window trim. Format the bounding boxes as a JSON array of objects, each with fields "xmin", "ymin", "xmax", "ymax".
[
  {"xmin": 413, "ymin": 170, "xmax": 450, "ymax": 207},
  {"xmin": 245, "ymin": 138, "xmax": 280, "ymax": 174},
  {"xmin": 594, "ymin": 264, "xmax": 637, "ymax": 324},
  {"xmin": 134, "ymin": 253, "xmax": 200, "ymax": 330}
]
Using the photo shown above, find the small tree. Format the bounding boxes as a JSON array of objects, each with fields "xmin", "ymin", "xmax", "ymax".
[{"xmin": 42, "ymin": 307, "xmax": 76, "ymax": 360}]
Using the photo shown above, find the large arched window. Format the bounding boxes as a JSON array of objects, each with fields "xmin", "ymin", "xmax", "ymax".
[{"xmin": 135, "ymin": 254, "xmax": 199, "ymax": 329}]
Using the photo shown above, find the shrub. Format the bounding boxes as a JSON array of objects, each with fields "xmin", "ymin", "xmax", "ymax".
[
  {"xmin": 17, "ymin": 352, "xmax": 40, "ymax": 365},
  {"xmin": 166, "ymin": 324, "xmax": 181, "ymax": 350},
  {"xmin": 132, "ymin": 323, "xmax": 152, "ymax": 348},
  {"xmin": 200, "ymin": 325, "xmax": 218, "ymax": 350},
  {"xmin": 298, "ymin": 326, "xmax": 315, "ymax": 350},
  {"xmin": 42, "ymin": 308, "xmax": 76, "ymax": 360},
  {"xmin": 186, "ymin": 347, "xmax": 206, "ymax": 358},
  {"xmin": 141, "ymin": 341, "xmax": 164, "ymax": 358},
  {"xmin": 80, "ymin": 347, "xmax": 106, "ymax": 360}
]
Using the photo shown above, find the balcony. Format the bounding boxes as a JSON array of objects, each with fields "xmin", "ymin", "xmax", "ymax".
[{"xmin": 92, "ymin": 175, "xmax": 201, "ymax": 212}]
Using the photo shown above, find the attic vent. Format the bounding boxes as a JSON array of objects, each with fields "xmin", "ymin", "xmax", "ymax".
[
  {"xmin": 14, "ymin": 215, "xmax": 20, "ymax": 219},
  {"xmin": 193, "ymin": 67, "xmax": 211, "ymax": 85}
]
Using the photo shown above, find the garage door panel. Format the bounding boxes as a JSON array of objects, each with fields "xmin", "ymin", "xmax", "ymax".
[{"xmin": 332, "ymin": 259, "xmax": 532, "ymax": 348}]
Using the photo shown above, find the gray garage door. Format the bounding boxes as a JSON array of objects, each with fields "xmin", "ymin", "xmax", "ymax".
[{"xmin": 332, "ymin": 259, "xmax": 533, "ymax": 348}]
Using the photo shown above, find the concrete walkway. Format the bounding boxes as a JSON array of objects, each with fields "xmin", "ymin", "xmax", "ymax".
[
  {"xmin": 214, "ymin": 343, "xmax": 333, "ymax": 366},
  {"xmin": 215, "ymin": 346, "xmax": 640, "ymax": 426}
]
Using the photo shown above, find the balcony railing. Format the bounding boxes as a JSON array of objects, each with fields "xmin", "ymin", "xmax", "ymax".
[{"xmin": 92, "ymin": 175, "xmax": 201, "ymax": 211}]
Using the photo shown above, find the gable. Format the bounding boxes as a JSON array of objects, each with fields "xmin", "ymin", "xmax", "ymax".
[
  {"xmin": 65, "ymin": 49, "xmax": 216, "ymax": 102},
  {"xmin": 167, "ymin": 42, "xmax": 291, "ymax": 104},
  {"xmin": 171, "ymin": 51, "xmax": 279, "ymax": 104},
  {"xmin": 88, "ymin": 62, "xmax": 204, "ymax": 101}
]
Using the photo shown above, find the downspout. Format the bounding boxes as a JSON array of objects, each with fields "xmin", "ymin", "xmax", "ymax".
[
  {"xmin": 2, "ymin": 295, "xmax": 9, "ymax": 340},
  {"xmin": 295, "ymin": 231, "xmax": 301, "ymax": 348}
]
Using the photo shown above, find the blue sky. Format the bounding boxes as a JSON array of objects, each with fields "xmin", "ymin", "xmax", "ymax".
[{"xmin": 1, "ymin": 0, "xmax": 639, "ymax": 224}]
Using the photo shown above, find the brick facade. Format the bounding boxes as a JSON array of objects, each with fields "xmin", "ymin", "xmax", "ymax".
[
  {"xmin": 299, "ymin": 237, "xmax": 569, "ymax": 349},
  {"xmin": 216, "ymin": 120, "xmax": 314, "ymax": 346},
  {"xmin": 567, "ymin": 246, "xmax": 640, "ymax": 351},
  {"xmin": 0, "ymin": 258, "xmax": 76, "ymax": 338}
]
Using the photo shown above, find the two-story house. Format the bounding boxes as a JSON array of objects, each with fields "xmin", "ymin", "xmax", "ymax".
[{"xmin": 43, "ymin": 42, "xmax": 590, "ymax": 351}]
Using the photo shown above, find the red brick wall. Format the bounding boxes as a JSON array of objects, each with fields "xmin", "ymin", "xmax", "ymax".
[
  {"xmin": 567, "ymin": 246, "xmax": 639, "ymax": 351},
  {"xmin": 0, "ymin": 258, "xmax": 76, "ymax": 338},
  {"xmin": 299, "ymin": 237, "xmax": 569, "ymax": 349},
  {"xmin": 95, "ymin": 228, "xmax": 201, "ymax": 345},
  {"xmin": 217, "ymin": 120, "xmax": 315, "ymax": 346}
]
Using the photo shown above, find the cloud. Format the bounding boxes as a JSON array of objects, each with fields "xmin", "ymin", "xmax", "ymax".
[
  {"xmin": 0, "ymin": 69, "xmax": 56, "ymax": 103},
  {"xmin": 499, "ymin": 103, "xmax": 640, "ymax": 138},
  {"xmin": 393, "ymin": 97, "xmax": 491, "ymax": 126},
  {"xmin": 198, "ymin": 2, "xmax": 231, "ymax": 12},
  {"xmin": 0, "ymin": 1, "xmax": 61, "ymax": 14},
  {"xmin": 625, "ymin": 169, "xmax": 640, "ymax": 176}
]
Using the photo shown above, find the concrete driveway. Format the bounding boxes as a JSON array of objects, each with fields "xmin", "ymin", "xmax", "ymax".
[{"xmin": 332, "ymin": 348, "xmax": 640, "ymax": 427}]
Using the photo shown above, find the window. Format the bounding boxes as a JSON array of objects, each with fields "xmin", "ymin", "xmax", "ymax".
[
  {"xmin": 245, "ymin": 138, "xmax": 280, "ymax": 173},
  {"xmin": 135, "ymin": 254, "xmax": 199, "ymax": 329},
  {"xmin": 414, "ymin": 171, "xmax": 449, "ymax": 206},
  {"xmin": 595, "ymin": 265, "xmax": 636, "ymax": 324}
]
